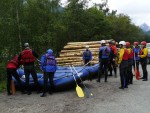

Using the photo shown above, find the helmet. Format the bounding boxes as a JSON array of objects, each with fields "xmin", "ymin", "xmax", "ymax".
[
  {"xmin": 85, "ymin": 45, "xmax": 89, "ymax": 49},
  {"xmin": 119, "ymin": 41, "xmax": 126, "ymax": 46},
  {"xmin": 134, "ymin": 42, "xmax": 139, "ymax": 45},
  {"xmin": 141, "ymin": 41, "xmax": 147, "ymax": 46},
  {"xmin": 47, "ymin": 49, "xmax": 53, "ymax": 54},
  {"xmin": 126, "ymin": 42, "xmax": 130, "ymax": 47},
  {"xmin": 24, "ymin": 43, "xmax": 29, "ymax": 47},
  {"xmin": 101, "ymin": 40, "xmax": 106, "ymax": 44}
]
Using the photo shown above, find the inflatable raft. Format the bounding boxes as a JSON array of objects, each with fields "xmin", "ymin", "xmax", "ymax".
[{"xmin": 14, "ymin": 64, "xmax": 99, "ymax": 91}]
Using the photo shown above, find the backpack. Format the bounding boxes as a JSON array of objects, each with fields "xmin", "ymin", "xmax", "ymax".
[
  {"xmin": 84, "ymin": 50, "xmax": 90, "ymax": 57},
  {"xmin": 102, "ymin": 47, "xmax": 110, "ymax": 56},
  {"xmin": 44, "ymin": 53, "xmax": 56, "ymax": 66},
  {"xmin": 21, "ymin": 49, "xmax": 35, "ymax": 63}
]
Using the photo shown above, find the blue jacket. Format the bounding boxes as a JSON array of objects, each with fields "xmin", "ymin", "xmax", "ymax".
[
  {"xmin": 40, "ymin": 52, "xmax": 57, "ymax": 72},
  {"xmin": 82, "ymin": 50, "xmax": 92, "ymax": 60},
  {"xmin": 133, "ymin": 47, "xmax": 141, "ymax": 60},
  {"xmin": 99, "ymin": 46, "xmax": 110, "ymax": 59}
]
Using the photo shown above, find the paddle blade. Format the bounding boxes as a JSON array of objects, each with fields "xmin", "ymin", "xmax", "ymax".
[
  {"xmin": 76, "ymin": 85, "xmax": 84, "ymax": 98},
  {"xmin": 134, "ymin": 69, "xmax": 140, "ymax": 80}
]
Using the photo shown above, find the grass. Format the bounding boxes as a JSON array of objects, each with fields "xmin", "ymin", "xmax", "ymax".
[{"xmin": 0, "ymin": 79, "xmax": 6, "ymax": 92}]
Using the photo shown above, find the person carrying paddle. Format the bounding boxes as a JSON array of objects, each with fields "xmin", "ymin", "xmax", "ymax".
[
  {"xmin": 118, "ymin": 41, "xmax": 129, "ymax": 89},
  {"xmin": 6, "ymin": 54, "xmax": 24, "ymax": 95},
  {"xmin": 97, "ymin": 40, "xmax": 110, "ymax": 82},
  {"xmin": 18, "ymin": 43, "xmax": 40, "ymax": 95},
  {"xmin": 133, "ymin": 42, "xmax": 141, "ymax": 77},
  {"xmin": 40, "ymin": 49, "xmax": 57, "ymax": 97},
  {"xmin": 126, "ymin": 42, "xmax": 134, "ymax": 84},
  {"xmin": 82, "ymin": 45, "xmax": 92, "ymax": 66},
  {"xmin": 139, "ymin": 41, "xmax": 148, "ymax": 81}
]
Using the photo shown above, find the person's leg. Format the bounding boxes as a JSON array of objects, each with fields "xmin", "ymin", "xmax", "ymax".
[
  {"xmin": 12, "ymin": 69, "xmax": 24, "ymax": 92},
  {"xmin": 142, "ymin": 61, "xmax": 148, "ymax": 81},
  {"xmin": 119, "ymin": 63, "xmax": 124, "ymax": 89},
  {"xmin": 41, "ymin": 72, "xmax": 48, "ymax": 97},
  {"xmin": 24, "ymin": 69, "xmax": 31, "ymax": 95},
  {"xmin": 30, "ymin": 68, "xmax": 40, "ymax": 92},
  {"xmin": 104, "ymin": 59, "xmax": 108, "ymax": 82},
  {"xmin": 6, "ymin": 69, "xmax": 12, "ymax": 95},
  {"xmin": 97, "ymin": 62, "xmax": 103, "ymax": 82},
  {"xmin": 48, "ymin": 72, "xmax": 55, "ymax": 94}
]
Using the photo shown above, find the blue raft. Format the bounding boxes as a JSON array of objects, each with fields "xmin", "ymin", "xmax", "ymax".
[{"xmin": 14, "ymin": 64, "xmax": 99, "ymax": 91}]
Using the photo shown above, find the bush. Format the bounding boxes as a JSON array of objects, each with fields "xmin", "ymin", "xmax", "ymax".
[{"xmin": 0, "ymin": 60, "xmax": 7, "ymax": 92}]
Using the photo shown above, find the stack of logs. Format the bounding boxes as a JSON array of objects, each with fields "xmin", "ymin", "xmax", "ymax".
[{"xmin": 56, "ymin": 41, "xmax": 103, "ymax": 66}]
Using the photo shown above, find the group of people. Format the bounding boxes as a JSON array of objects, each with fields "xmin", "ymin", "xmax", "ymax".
[
  {"xmin": 6, "ymin": 43, "xmax": 57, "ymax": 97},
  {"xmin": 82, "ymin": 40, "xmax": 148, "ymax": 89},
  {"xmin": 6, "ymin": 40, "xmax": 148, "ymax": 97}
]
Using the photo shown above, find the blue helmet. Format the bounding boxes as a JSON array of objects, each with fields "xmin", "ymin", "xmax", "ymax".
[{"xmin": 47, "ymin": 49, "xmax": 53, "ymax": 54}]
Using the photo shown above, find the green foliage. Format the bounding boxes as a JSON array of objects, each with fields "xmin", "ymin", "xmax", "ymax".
[{"xmin": 0, "ymin": 0, "xmax": 150, "ymax": 59}]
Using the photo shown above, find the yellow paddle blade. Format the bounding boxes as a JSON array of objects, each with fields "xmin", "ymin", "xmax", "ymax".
[{"xmin": 76, "ymin": 85, "xmax": 84, "ymax": 98}]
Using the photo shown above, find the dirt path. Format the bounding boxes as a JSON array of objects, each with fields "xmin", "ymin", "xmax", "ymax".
[{"xmin": 1, "ymin": 66, "xmax": 150, "ymax": 113}]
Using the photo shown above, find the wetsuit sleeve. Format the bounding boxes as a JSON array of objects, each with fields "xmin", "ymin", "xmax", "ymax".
[
  {"xmin": 118, "ymin": 48, "xmax": 124, "ymax": 64},
  {"xmin": 139, "ymin": 48, "xmax": 148, "ymax": 58}
]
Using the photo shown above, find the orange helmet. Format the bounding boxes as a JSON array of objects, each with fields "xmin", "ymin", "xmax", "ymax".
[
  {"xmin": 141, "ymin": 41, "xmax": 147, "ymax": 46},
  {"xmin": 126, "ymin": 42, "xmax": 130, "ymax": 47}
]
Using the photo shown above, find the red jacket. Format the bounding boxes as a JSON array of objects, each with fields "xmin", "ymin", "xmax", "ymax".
[{"xmin": 6, "ymin": 55, "xmax": 19, "ymax": 69}]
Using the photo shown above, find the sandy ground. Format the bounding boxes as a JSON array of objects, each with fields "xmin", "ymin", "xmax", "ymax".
[{"xmin": 1, "ymin": 66, "xmax": 150, "ymax": 113}]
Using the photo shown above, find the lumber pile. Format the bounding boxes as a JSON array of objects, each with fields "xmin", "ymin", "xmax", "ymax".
[{"xmin": 56, "ymin": 41, "xmax": 102, "ymax": 66}]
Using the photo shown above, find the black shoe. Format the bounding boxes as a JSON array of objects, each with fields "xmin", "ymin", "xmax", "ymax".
[
  {"xmin": 143, "ymin": 79, "xmax": 148, "ymax": 81},
  {"xmin": 140, "ymin": 77, "xmax": 144, "ymax": 79},
  {"xmin": 124, "ymin": 86, "xmax": 128, "ymax": 88},
  {"xmin": 96, "ymin": 80, "xmax": 100, "ymax": 82},
  {"xmin": 109, "ymin": 74, "xmax": 112, "ymax": 76},
  {"xmin": 27, "ymin": 91, "xmax": 32, "ymax": 95},
  {"xmin": 49, "ymin": 91, "xmax": 53, "ymax": 95},
  {"xmin": 119, "ymin": 87, "xmax": 124, "ymax": 89},
  {"xmin": 36, "ymin": 90, "xmax": 42, "ymax": 94},
  {"xmin": 7, "ymin": 92, "xmax": 12, "ymax": 96},
  {"xmin": 40, "ymin": 93, "xmax": 46, "ymax": 97},
  {"xmin": 105, "ymin": 80, "xmax": 107, "ymax": 82},
  {"xmin": 22, "ymin": 91, "xmax": 27, "ymax": 94}
]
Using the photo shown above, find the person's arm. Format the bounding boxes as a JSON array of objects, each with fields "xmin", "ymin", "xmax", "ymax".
[
  {"xmin": 40, "ymin": 55, "xmax": 45, "ymax": 70},
  {"xmin": 139, "ymin": 48, "xmax": 148, "ymax": 58},
  {"xmin": 90, "ymin": 50, "xmax": 92, "ymax": 60}
]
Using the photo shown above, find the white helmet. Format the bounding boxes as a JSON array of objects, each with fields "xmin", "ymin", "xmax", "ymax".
[
  {"xmin": 24, "ymin": 43, "xmax": 29, "ymax": 47},
  {"xmin": 100, "ymin": 40, "xmax": 106, "ymax": 44},
  {"xmin": 119, "ymin": 41, "xmax": 126, "ymax": 46},
  {"xmin": 85, "ymin": 45, "xmax": 89, "ymax": 49}
]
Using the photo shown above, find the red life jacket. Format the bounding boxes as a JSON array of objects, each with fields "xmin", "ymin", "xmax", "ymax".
[
  {"xmin": 6, "ymin": 55, "xmax": 19, "ymax": 69},
  {"xmin": 110, "ymin": 45, "xmax": 117, "ymax": 55},
  {"xmin": 128, "ymin": 48, "xmax": 134, "ymax": 59},
  {"xmin": 21, "ymin": 49, "xmax": 35, "ymax": 63},
  {"xmin": 122, "ymin": 48, "xmax": 129, "ymax": 60}
]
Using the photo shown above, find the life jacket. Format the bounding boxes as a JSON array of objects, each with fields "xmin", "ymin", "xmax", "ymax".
[
  {"xmin": 110, "ymin": 45, "xmax": 117, "ymax": 55},
  {"xmin": 101, "ymin": 46, "xmax": 110, "ymax": 58},
  {"xmin": 83, "ymin": 50, "xmax": 91, "ymax": 59},
  {"xmin": 21, "ymin": 49, "xmax": 35, "ymax": 63},
  {"xmin": 6, "ymin": 55, "xmax": 19, "ymax": 69},
  {"xmin": 122, "ymin": 48, "xmax": 129, "ymax": 60},
  {"xmin": 44, "ymin": 53, "xmax": 56, "ymax": 66},
  {"xmin": 128, "ymin": 48, "xmax": 134, "ymax": 59}
]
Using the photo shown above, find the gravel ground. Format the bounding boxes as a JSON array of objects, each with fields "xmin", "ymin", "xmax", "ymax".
[{"xmin": 0, "ymin": 65, "xmax": 150, "ymax": 113}]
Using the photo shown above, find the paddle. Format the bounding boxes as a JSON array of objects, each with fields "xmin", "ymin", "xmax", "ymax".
[
  {"xmin": 69, "ymin": 66, "xmax": 84, "ymax": 98},
  {"xmin": 72, "ymin": 65, "xmax": 93, "ymax": 97},
  {"xmin": 134, "ymin": 52, "xmax": 140, "ymax": 80}
]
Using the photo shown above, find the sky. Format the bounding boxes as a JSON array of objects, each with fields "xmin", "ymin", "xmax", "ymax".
[{"xmin": 61, "ymin": 0, "xmax": 150, "ymax": 26}]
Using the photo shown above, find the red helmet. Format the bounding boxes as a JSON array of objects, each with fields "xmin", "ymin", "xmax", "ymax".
[
  {"xmin": 126, "ymin": 42, "xmax": 130, "ymax": 47},
  {"xmin": 134, "ymin": 42, "xmax": 139, "ymax": 45},
  {"xmin": 141, "ymin": 41, "xmax": 147, "ymax": 46}
]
